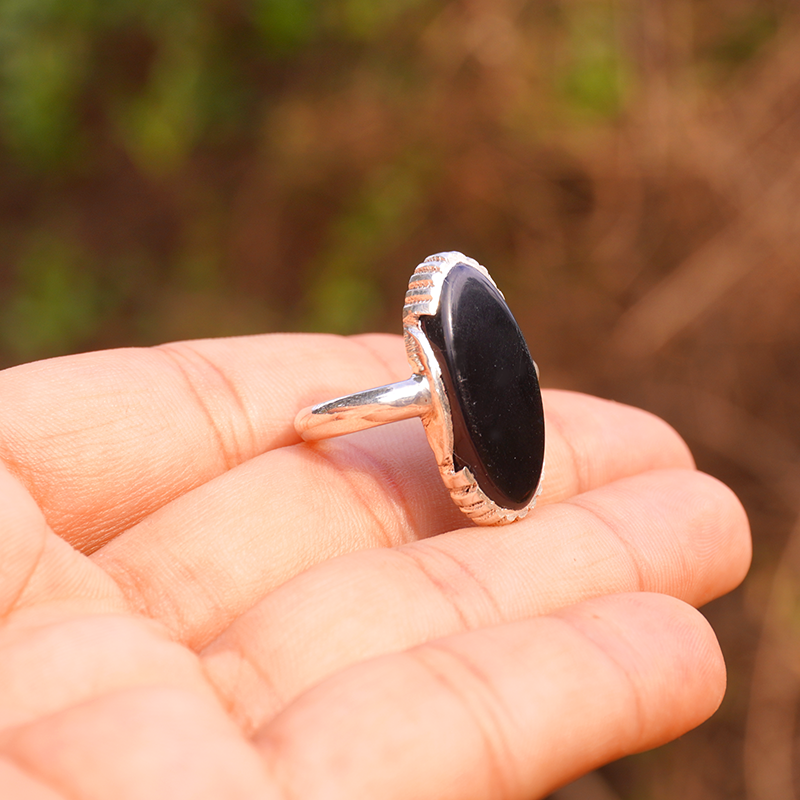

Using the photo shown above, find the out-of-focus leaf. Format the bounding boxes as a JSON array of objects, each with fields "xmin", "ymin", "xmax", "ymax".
[
  {"xmin": 253, "ymin": 0, "xmax": 317, "ymax": 49},
  {"xmin": 339, "ymin": 0, "xmax": 427, "ymax": 40},
  {"xmin": 305, "ymin": 162, "xmax": 423, "ymax": 333},
  {"xmin": 0, "ymin": 26, "xmax": 88, "ymax": 166},
  {"xmin": 559, "ymin": 3, "xmax": 626, "ymax": 119},
  {"xmin": 111, "ymin": 12, "xmax": 209, "ymax": 176},
  {"xmin": 113, "ymin": 53, "xmax": 201, "ymax": 175}
]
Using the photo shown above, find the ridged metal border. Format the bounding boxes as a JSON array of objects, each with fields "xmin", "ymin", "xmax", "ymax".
[{"xmin": 402, "ymin": 251, "xmax": 544, "ymax": 526}]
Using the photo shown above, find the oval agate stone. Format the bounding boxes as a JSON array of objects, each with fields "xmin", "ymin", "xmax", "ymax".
[{"xmin": 420, "ymin": 263, "xmax": 545, "ymax": 510}]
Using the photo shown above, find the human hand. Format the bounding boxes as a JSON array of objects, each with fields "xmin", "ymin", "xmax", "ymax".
[{"xmin": 0, "ymin": 333, "xmax": 750, "ymax": 799}]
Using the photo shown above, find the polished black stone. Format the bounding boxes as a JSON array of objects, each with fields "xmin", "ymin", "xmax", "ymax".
[{"xmin": 421, "ymin": 263, "xmax": 544, "ymax": 510}]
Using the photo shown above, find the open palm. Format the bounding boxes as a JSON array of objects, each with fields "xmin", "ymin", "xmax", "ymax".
[{"xmin": 0, "ymin": 333, "xmax": 750, "ymax": 799}]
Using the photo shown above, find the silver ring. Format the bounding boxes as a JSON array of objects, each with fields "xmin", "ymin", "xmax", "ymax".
[{"xmin": 294, "ymin": 252, "xmax": 545, "ymax": 525}]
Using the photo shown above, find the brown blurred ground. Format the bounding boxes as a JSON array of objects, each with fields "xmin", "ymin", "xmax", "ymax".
[{"xmin": 1, "ymin": 1, "xmax": 798, "ymax": 797}]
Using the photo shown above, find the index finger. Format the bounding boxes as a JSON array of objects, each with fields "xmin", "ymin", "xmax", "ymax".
[{"xmin": 0, "ymin": 333, "xmax": 408, "ymax": 553}]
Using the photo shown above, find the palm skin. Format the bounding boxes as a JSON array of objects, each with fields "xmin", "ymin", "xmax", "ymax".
[{"xmin": 0, "ymin": 333, "xmax": 750, "ymax": 799}]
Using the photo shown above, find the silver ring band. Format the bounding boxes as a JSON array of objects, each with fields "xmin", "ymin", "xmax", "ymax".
[{"xmin": 295, "ymin": 375, "xmax": 431, "ymax": 441}]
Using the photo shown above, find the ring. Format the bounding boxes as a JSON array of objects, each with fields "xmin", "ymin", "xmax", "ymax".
[{"xmin": 294, "ymin": 252, "xmax": 545, "ymax": 525}]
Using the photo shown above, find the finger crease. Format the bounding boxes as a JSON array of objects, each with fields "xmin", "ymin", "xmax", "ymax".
[
  {"xmin": 557, "ymin": 614, "xmax": 648, "ymax": 743},
  {"xmin": 398, "ymin": 545, "xmax": 502, "ymax": 630},
  {"xmin": 200, "ymin": 644, "xmax": 283, "ymax": 734},
  {"xmin": 565, "ymin": 500, "xmax": 646, "ymax": 592},
  {"xmin": 184, "ymin": 345, "xmax": 258, "ymax": 454},
  {"xmin": 4, "ymin": 519, "xmax": 48, "ymax": 619},
  {"xmin": 408, "ymin": 643, "xmax": 521, "ymax": 800},
  {"xmin": 429, "ymin": 546, "xmax": 504, "ymax": 622},
  {"xmin": 397, "ymin": 549, "xmax": 471, "ymax": 630},
  {"xmin": 546, "ymin": 405, "xmax": 590, "ymax": 496},
  {"xmin": 99, "ymin": 555, "xmax": 178, "ymax": 633},
  {"xmin": 156, "ymin": 344, "xmax": 254, "ymax": 471},
  {"xmin": 0, "ymin": 753, "xmax": 74, "ymax": 800}
]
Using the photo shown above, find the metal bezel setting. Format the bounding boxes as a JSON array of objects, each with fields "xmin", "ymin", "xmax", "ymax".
[{"xmin": 402, "ymin": 251, "xmax": 544, "ymax": 525}]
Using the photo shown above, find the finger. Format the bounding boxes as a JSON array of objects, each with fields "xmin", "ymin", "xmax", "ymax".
[
  {"xmin": 202, "ymin": 469, "xmax": 750, "ymax": 727},
  {"xmin": 94, "ymin": 392, "xmax": 695, "ymax": 648},
  {"xmin": 0, "ymin": 333, "xmax": 408, "ymax": 553},
  {"xmin": 542, "ymin": 388, "xmax": 694, "ymax": 498},
  {"xmin": 0, "ymin": 613, "xmax": 213, "ymax": 732},
  {"xmin": 251, "ymin": 592, "xmax": 725, "ymax": 800},
  {"xmin": 1, "ymin": 688, "xmax": 277, "ymax": 800},
  {"xmin": 0, "ymin": 463, "xmax": 122, "ymax": 617}
]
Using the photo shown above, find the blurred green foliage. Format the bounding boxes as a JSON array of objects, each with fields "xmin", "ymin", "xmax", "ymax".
[
  {"xmin": 559, "ymin": 4, "xmax": 626, "ymax": 118},
  {"xmin": 0, "ymin": 0, "xmax": 89, "ymax": 166},
  {"xmin": 305, "ymin": 159, "xmax": 425, "ymax": 332},
  {"xmin": 253, "ymin": 0, "xmax": 316, "ymax": 52},
  {"xmin": 1, "ymin": 232, "xmax": 102, "ymax": 358},
  {"xmin": 0, "ymin": 0, "xmax": 784, "ymax": 363}
]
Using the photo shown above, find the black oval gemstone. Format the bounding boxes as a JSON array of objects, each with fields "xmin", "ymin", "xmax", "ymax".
[{"xmin": 421, "ymin": 263, "xmax": 544, "ymax": 510}]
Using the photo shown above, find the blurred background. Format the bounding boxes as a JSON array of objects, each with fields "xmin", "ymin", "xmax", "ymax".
[{"xmin": 0, "ymin": 0, "xmax": 798, "ymax": 797}]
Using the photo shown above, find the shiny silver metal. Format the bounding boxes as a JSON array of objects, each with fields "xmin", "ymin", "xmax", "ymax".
[
  {"xmin": 295, "ymin": 374, "xmax": 431, "ymax": 441},
  {"xmin": 294, "ymin": 251, "xmax": 544, "ymax": 526}
]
